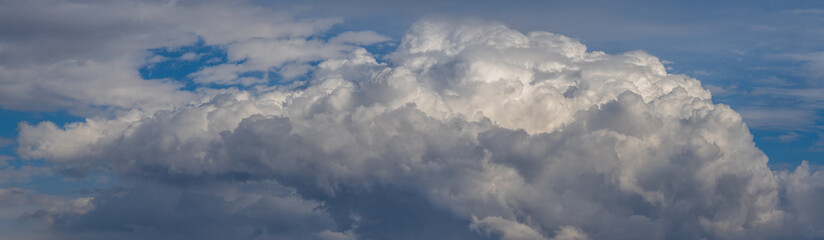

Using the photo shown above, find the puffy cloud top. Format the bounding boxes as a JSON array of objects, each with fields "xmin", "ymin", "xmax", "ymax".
[{"xmin": 11, "ymin": 17, "xmax": 824, "ymax": 240}]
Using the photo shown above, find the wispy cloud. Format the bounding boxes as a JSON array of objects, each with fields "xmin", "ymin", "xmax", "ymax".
[
  {"xmin": 738, "ymin": 108, "xmax": 819, "ymax": 130},
  {"xmin": 733, "ymin": 87, "xmax": 824, "ymax": 130},
  {"xmin": 762, "ymin": 132, "xmax": 803, "ymax": 142},
  {"xmin": 0, "ymin": 137, "xmax": 13, "ymax": 147},
  {"xmin": 784, "ymin": 9, "xmax": 824, "ymax": 14}
]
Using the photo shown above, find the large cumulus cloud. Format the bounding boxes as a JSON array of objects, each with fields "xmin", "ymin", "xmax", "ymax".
[{"xmin": 12, "ymin": 15, "xmax": 824, "ymax": 240}]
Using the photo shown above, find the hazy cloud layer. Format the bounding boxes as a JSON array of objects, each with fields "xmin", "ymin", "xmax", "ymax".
[{"xmin": 3, "ymin": 1, "xmax": 824, "ymax": 239}]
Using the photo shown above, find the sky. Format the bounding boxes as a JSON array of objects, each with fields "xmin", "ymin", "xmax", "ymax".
[{"xmin": 0, "ymin": 0, "xmax": 823, "ymax": 239}]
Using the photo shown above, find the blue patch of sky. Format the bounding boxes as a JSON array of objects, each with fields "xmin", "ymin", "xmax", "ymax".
[
  {"xmin": 138, "ymin": 34, "xmax": 394, "ymax": 91},
  {"xmin": 752, "ymin": 128, "xmax": 823, "ymax": 170},
  {"xmin": 0, "ymin": 109, "xmax": 85, "ymax": 165},
  {"xmin": 0, "ymin": 109, "xmax": 85, "ymax": 139},
  {"xmin": 139, "ymin": 39, "xmax": 228, "ymax": 91},
  {"xmin": 139, "ymin": 42, "xmax": 265, "ymax": 90},
  {"xmin": 0, "ymin": 109, "xmax": 113, "ymax": 197},
  {"xmin": 320, "ymin": 23, "xmax": 399, "ymax": 60}
]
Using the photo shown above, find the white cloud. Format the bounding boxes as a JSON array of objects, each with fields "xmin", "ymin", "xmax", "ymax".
[
  {"xmin": 179, "ymin": 52, "xmax": 202, "ymax": 61},
  {"xmin": 329, "ymin": 31, "xmax": 391, "ymax": 45},
  {"xmin": 5, "ymin": 9, "xmax": 824, "ymax": 240}
]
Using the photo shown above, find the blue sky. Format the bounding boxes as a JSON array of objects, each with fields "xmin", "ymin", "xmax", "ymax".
[{"xmin": 1, "ymin": 1, "xmax": 824, "ymax": 239}]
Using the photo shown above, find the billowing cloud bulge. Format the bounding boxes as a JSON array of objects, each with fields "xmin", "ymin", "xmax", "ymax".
[{"xmin": 9, "ymin": 4, "xmax": 824, "ymax": 239}]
